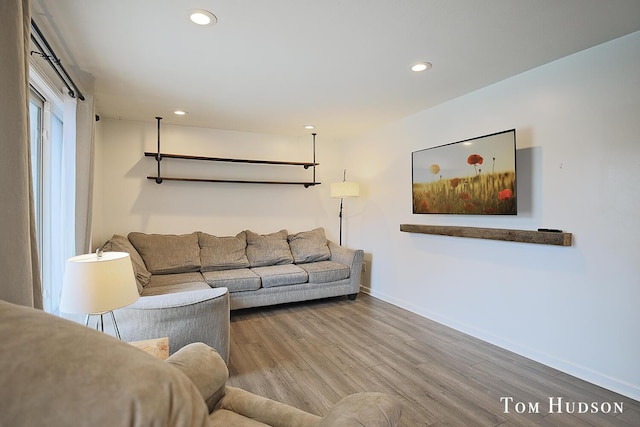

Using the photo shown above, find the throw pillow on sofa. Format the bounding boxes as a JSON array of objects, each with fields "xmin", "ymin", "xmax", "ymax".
[
  {"xmin": 288, "ymin": 227, "xmax": 331, "ymax": 264},
  {"xmin": 128, "ymin": 232, "xmax": 201, "ymax": 274},
  {"xmin": 198, "ymin": 231, "xmax": 250, "ymax": 271},
  {"xmin": 245, "ymin": 229, "xmax": 294, "ymax": 267},
  {"xmin": 103, "ymin": 234, "xmax": 151, "ymax": 293}
]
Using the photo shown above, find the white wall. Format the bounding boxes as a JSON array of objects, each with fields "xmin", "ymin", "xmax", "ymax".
[
  {"xmin": 343, "ymin": 31, "xmax": 640, "ymax": 400},
  {"xmin": 92, "ymin": 121, "xmax": 346, "ymax": 245}
]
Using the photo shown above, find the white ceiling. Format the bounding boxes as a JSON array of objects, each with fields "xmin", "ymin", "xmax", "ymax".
[{"xmin": 31, "ymin": 0, "xmax": 640, "ymax": 139}]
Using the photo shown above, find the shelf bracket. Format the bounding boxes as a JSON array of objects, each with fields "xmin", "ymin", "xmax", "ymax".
[
  {"xmin": 312, "ymin": 132, "xmax": 316, "ymax": 184},
  {"xmin": 155, "ymin": 116, "xmax": 163, "ymax": 184}
]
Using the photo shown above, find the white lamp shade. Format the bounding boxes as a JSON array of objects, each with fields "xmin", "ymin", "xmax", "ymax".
[
  {"xmin": 60, "ymin": 252, "xmax": 139, "ymax": 314},
  {"xmin": 330, "ymin": 181, "xmax": 360, "ymax": 198}
]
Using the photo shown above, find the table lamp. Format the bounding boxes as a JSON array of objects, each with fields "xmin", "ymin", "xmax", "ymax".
[
  {"xmin": 60, "ymin": 251, "xmax": 139, "ymax": 339},
  {"xmin": 330, "ymin": 169, "xmax": 360, "ymax": 245}
]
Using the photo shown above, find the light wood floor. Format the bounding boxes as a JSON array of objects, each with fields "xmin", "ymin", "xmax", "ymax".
[{"xmin": 227, "ymin": 294, "xmax": 640, "ymax": 426}]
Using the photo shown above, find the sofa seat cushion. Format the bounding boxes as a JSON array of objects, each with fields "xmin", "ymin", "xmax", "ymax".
[
  {"xmin": 298, "ymin": 261, "xmax": 351, "ymax": 283},
  {"xmin": 202, "ymin": 269, "xmax": 261, "ymax": 293},
  {"xmin": 199, "ymin": 232, "xmax": 250, "ymax": 271},
  {"xmin": 129, "ymin": 232, "xmax": 201, "ymax": 274},
  {"xmin": 142, "ymin": 272, "xmax": 210, "ymax": 296},
  {"xmin": 288, "ymin": 228, "xmax": 331, "ymax": 264},
  {"xmin": 251, "ymin": 264, "xmax": 308, "ymax": 288},
  {"xmin": 245, "ymin": 229, "xmax": 293, "ymax": 267}
]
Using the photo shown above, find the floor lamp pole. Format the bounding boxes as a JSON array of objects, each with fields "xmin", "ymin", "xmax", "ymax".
[
  {"xmin": 338, "ymin": 197, "xmax": 344, "ymax": 245},
  {"xmin": 332, "ymin": 169, "xmax": 358, "ymax": 247}
]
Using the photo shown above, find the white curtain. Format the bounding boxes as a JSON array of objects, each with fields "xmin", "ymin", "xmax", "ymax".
[
  {"xmin": 75, "ymin": 95, "xmax": 96, "ymax": 255},
  {"xmin": 60, "ymin": 92, "xmax": 96, "ymax": 258},
  {"xmin": 0, "ymin": 0, "xmax": 43, "ymax": 308}
]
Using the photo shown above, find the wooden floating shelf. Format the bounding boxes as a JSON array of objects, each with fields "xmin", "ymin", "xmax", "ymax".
[
  {"xmin": 144, "ymin": 152, "xmax": 318, "ymax": 169},
  {"xmin": 147, "ymin": 176, "xmax": 320, "ymax": 187},
  {"xmin": 400, "ymin": 224, "xmax": 572, "ymax": 246}
]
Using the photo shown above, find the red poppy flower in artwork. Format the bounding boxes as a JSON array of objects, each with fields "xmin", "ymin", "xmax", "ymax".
[
  {"xmin": 498, "ymin": 189, "xmax": 513, "ymax": 201},
  {"xmin": 467, "ymin": 154, "xmax": 484, "ymax": 165},
  {"xmin": 450, "ymin": 178, "xmax": 460, "ymax": 188},
  {"xmin": 459, "ymin": 192, "xmax": 470, "ymax": 200},
  {"xmin": 463, "ymin": 202, "xmax": 475, "ymax": 212}
]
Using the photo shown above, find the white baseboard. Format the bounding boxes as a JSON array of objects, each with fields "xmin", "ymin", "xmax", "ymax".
[{"xmin": 362, "ymin": 288, "xmax": 640, "ymax": 402}]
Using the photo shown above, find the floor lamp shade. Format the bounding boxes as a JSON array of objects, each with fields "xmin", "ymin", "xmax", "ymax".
[
  {"xmin": 60, "ymin": 252, "xmax": 139, "ymax": 315},
  {"xmin": 330, "ymin": 181, "xmax": 360, "ymax": 198}
]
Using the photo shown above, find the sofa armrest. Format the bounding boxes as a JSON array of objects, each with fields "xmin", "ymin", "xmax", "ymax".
[
  {"xmin": 167, "ymin": 343, "xmax": 229, "ymax": 413},
  {"xmin": 317, "ymin": 392, "xmax": 403, "ymax": 427},
  {"xmin": 115, "ymin": 288, "xmax": 230, "ymax": 362},
  {"xmin": 126, "ymin": 287, "xmax": 227, "ymax": 309},
  {"xmin": 213, "ymin": 386, "xmax": 321, "ymax": 426},
  {"xmin": 328, "ymin": 241, "xmax": 364, "ymax": 293}
]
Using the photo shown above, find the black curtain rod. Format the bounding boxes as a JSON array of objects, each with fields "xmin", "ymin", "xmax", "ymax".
[{"xmin": 30, "ymin": 18, "xmax": 85, "ymax": 101}]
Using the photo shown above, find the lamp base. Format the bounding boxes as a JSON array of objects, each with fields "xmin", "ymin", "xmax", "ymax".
[{"xmin": 84, "ymin": 311, "xmax": 122, "ymax": 340}]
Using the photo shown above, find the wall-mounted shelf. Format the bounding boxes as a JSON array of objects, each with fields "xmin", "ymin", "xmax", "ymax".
[
  {"xmin": 400, "ymin": 224, "xmax": 572, "ymax": 246},
  {"xmin": 145, "ymin": 117, "xmax": 320, "ymax": 187},
  {"xmin": 145, "ymin": 176, "xmax": 320, "ymax": 187},
  {"xmin": 144, "ymin": 152, "xmax": 318, "ymax": 168}
]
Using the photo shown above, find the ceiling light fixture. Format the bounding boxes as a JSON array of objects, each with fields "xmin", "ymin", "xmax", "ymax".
[
  {"xmin": 189, "ymin": 9, "xmax": 217, "ymax": 26},
  {"xmin": 304, "ymin": 125, "xmax": 315, "ymax": 130},
  {"xmin": 411, "ymin": 62, "xmax": 432, "ymax": 72},
  {"xmin": 173, "ymin": 110, "xmax": 188, "ymax": 116}
]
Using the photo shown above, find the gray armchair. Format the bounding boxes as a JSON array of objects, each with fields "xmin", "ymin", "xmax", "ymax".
[{"xmin": 114, "ymin": 287, "xmax": 230, "ymax": 362}]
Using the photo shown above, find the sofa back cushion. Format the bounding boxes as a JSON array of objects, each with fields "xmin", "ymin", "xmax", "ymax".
[
  {"xmin": 199, "ymin": 232, "xmax": 250, "ymax": 272},
  {"xmin": 128, "ymin": 232, "xmax": 201, "ymax": 275},
  {"xmin": 288, "ymin": 227, "xmax": 331, "ymax": 264},
  {"xmin": 245, "ymin": 229, "xmax": 293, "ymax": 267},
  {"xmin": 105, "ymin": 234, "xmax": 151, "ymax": 294}
]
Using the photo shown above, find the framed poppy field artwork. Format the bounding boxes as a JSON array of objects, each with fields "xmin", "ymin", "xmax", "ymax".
[{"xmin": 412, "ymin": 129, "xmax": 517, "ymax": 215}]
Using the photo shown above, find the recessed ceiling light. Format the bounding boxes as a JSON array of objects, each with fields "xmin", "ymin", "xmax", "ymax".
[
  {"xmin": 304, "ymin": 125, "xmax": 315, "ymax": 130},
  {"xmin": 189, "ymin": 10, "xmax": 217, "ymax": 26},
  {"xmin": 411, "ymin": 62, "xmax": 432, "ymax": 72},
  {"xmin": 173, "ymin": 110, "xmax": 188, "ymax": 116}
]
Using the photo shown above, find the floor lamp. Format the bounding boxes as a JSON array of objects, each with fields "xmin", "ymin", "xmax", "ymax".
[
  {"xmin": 60, "ymin": 251, "xmax": 139, "ymax": 339},
  {"xmin": 330, "ymin": 170, "xmax": 360, "ymax": 245}
]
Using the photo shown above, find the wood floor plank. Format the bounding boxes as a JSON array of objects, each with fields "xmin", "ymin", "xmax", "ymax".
[{"xmin": 226, "ymin": 294, "xmax": 639, "ymax": 426}]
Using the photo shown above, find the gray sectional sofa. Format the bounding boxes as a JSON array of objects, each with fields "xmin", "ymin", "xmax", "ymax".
[{"xmin": 106, "ymin": 228, "xmax": 363, "ymax": 357}]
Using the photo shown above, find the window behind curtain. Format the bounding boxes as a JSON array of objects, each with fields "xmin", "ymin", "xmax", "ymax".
[
  {"xmin": 29, "ymin": 72, "xmax": 67, "ymax": 314},
  {"xmin": 29, "ymin": 89, "xmax": 44, "ymax": 258}
]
